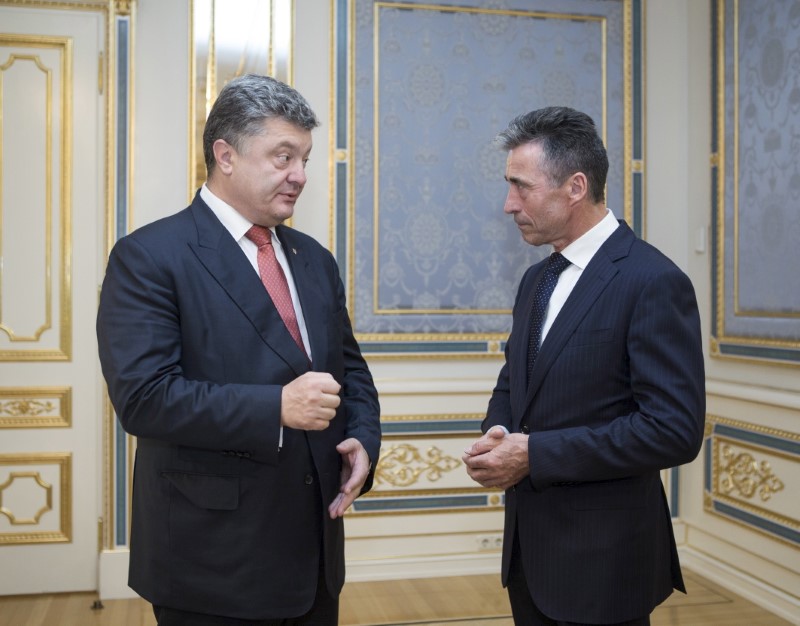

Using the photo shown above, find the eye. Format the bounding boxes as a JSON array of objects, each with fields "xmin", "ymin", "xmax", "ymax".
[
  {"xmin": 276, "ymin": 154, "xmax": 291, "ymax": 164},
  {"xmin": 302, "ymin": 158, "xmax": 310, "ymax": 168}
]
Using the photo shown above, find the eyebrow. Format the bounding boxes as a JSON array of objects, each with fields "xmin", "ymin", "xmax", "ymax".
[{"xmin": 270, "ymin": 140, "xmax": 312, "ymax": 156}]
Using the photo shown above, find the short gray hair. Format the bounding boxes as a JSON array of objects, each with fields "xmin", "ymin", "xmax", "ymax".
[{"xmin": 203, "ymin": 74, "xmax": 319, "ymax": 176}]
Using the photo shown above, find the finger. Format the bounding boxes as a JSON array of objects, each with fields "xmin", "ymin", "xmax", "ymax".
[
  {"xmin": 336, "ymin": 439, "xmax": 356, "ymax": 454},
  {"xmin": 487, "ymin": 427, "xmax": 507, "ymax": 439},
  {"xmin": 321, "ymin": 392, "xmax": 341, "ymax": 409},
  {"xmin": 318, "ymin": 376, "xmax": 342, "ymax": 394},
  {"xmin": 328, "ymin": 493, "xmax": 345, "ymax": 518},
  {"xmin": 332, "ymin": 491, "xmax": 357, "ymax": 518},
  {"xmin": 340, "ymin": 471, "xmax": 365, "ymax": 495}
]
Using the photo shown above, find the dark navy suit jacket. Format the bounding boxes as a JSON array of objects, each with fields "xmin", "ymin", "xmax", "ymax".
[
  {"xmin": 97, "ymin": 193, "xmax": 380, "ymax": 619},
  {"xmin": 484, "ymin": 221, "xmax": 705, "ymax": 623}
]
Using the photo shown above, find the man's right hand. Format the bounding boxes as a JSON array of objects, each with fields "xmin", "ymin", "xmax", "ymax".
[{"xmin": 281, "ymin": 372, "xmax": 341, "ymax": 430}]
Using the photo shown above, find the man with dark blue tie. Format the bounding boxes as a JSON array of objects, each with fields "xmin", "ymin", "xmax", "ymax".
[
  {"xmin": 97, "ymin": 74, "xmax": 381, "ymax": 625},
  {"xmin": 463, "ymin": 107, "xmax": 705, "ymax": 625}
]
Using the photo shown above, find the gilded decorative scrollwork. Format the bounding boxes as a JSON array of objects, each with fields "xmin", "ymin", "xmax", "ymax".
[
  {"xmin": 705, "ymin": 415, "xmax": 798, "ymax": 547},
  {"xmin": 0, "ymin": 399, "xmax": 55, "ymax": 417},
  {"xmin": 0, "ymin": 388, "xmax": 70, "ymax": 428},
  {"xmin": 375, "ymin": 444, "xmax": 461, "ymax": 487},
  {"xmin": 719, "ymin": 445, "xmax": 785, "ymax": 502}
]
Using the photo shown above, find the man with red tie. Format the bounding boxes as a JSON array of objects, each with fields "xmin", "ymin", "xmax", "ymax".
[
  {"xmin": 97, "ymin": 74, "xmax": 381, "ymax": 625},
  {"xmin": 463, "ymin": 107, "xmax": 705, "ymax": 625}
]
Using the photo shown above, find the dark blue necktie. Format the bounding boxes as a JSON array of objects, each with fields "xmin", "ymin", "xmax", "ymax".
[{"xmin": 526, "ymin": 252, "xmax": 571, "ymax": 383}]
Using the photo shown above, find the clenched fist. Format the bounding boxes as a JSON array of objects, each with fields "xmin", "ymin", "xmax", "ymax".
[{"xmin": 281, "ymin": 371, "xmax": 341, "ymax": 431}]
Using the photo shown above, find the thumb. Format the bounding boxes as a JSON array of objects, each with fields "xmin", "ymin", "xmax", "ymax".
[{"xmin": 336, "ymin": 438, "xmax": 356, "ymax": 454}]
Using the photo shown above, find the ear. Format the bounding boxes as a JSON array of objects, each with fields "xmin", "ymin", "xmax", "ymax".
[
  {"xmin": 567, "ymin": 172, "xmax": 589, "ymax": 204},
  {"xmin": 212, "ymin": 139, "xmax": 236, "ymax": 176}
]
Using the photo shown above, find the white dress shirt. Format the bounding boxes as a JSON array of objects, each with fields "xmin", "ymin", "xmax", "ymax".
[
  {"xmin": 200, "ymin": 184, "xmax": 312, "ymax": 359},
  {"xmin": 540, "ymin": 209, "xmax": 619, "ymax": 343}
]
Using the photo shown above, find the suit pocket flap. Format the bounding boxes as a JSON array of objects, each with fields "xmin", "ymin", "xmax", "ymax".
[
  {"xmin": 567, "ymin": 476, "xmax": 645, "ymax": 510},
  {"xmin": 163, "ymin": 472, "xmax": 239, "ymax": 510}
]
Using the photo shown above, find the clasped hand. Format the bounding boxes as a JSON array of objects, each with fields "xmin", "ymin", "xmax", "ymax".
[{"xmin": 462, "ymin": 426, "xmax": 530, "ymax": 491}]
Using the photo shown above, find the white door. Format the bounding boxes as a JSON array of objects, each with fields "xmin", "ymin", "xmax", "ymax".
[{"xmin": 0, "ymin": 4, "xmax": 106, "ymax": 594}]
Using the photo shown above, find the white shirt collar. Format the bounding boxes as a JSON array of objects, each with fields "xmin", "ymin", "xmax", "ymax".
[
  {"xmin": 199, "ymin": 184, "xmax": 278, "ymax": 243},
  {"xmin": 560, "ymin": 209, "xmax": 619, "ymax": 270}
]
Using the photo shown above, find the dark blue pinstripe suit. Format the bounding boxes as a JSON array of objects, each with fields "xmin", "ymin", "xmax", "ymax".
[{"xmin": 484, "ymin": 221, "xmax": 705, "ymax": 623}]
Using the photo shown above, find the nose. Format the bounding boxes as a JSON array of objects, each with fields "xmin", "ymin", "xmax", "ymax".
[
  {"xmin": 287, "ymin": 160, "xmax": 307, "ymax": 187},
  {"xmin": 503, "ymin": 188, "xmax": 517, "ymax": 214}
]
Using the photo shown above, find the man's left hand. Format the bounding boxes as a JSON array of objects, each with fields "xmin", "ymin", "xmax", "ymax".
[
  {"xmin": 462, "ymin": 433, "xmax": 530, "ymax": 491},
  {"xmin": 328, "ymin": 438, "xmax": 371, "ymax": 519}
]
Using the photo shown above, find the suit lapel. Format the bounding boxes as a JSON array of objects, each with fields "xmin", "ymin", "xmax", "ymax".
[
  {"xmin": 187, "ymin": 196, "xmax": 309, "ymax": 375},
  {"xmin": 275, "ymin": 226, "xmax": 327, "ymax": 369},
  {"xmin": 524, "ymin": 222, "xmax": 635, "ymax": 408}
]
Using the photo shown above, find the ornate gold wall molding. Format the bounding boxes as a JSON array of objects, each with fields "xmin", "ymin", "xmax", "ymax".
[
  {"xmin": 350, "ymin": 412, "xmax": 503, "ymax": 516},
  {"xmin": 0, "ymin": 387, "xmax": 71, "ymax": 429},
  {"xmin": 376, "ymin": 443, "xmax": 460, "ymax": 487},
  {"xmin": 705, "ymin": 415, "xmax": 799, "ymax": 547},
  {"xmin": 0, "ymin": 452, "xmax": 71, "ymax": 544},
  {"xmin": 0, "ymin": 33, "xmax": 72, "ymax": 361},
  {"xmin": 719, "ymin": 445, "xmax": 784, "ymax": 502}
]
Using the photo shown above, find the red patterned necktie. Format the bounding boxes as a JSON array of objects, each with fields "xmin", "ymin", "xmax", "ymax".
[{"xmin": 245, "ymin": 225, "xmax": 305, "ymax": 353}]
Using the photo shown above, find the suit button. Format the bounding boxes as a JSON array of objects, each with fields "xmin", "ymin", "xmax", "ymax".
[
  {"xmin": 304, "ymin": 474, "xmax": 314, "ymax": 485},
  {"xmin": 521, "ymin": 424, "xmax": 530, "ymax": 434}
]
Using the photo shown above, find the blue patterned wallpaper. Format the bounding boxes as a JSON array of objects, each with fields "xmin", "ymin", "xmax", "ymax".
[
  {"xmin": 336, "ymin": 0, "xmax": 642, "ymax": 354},
  {"xmin": 713, "ymin": 0, "xmax": 800, "ymax": 364}
]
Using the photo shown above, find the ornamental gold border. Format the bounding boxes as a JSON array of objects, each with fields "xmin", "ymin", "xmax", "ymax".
[
  {"xmin": 707, "ymin": 414, "xmax": 800, "ymax": 442},
  {"xmin": 0, "ymin": 387, "xmax": 71, "ymax": 429},
  {"xmin": 361, "ymin": 486, "xmax": 502, "ymax": 500},
  {"xmin": 356, "ymin": 410, "xmax": 502, "ymax": 516},
  {"xmin": 710, "ymin": 436, "xmax": 795, "ymax": 527},
  {"xmin": 705, "ymin": 414, "xmax": 799, "ymax": 548},
  {"xmin": 0, "ymin": 452, "xmax": 71, "ymax": 545},
  {"xmin": 0, "ymin": 32, "xmax": 72, "ymax": 362}
]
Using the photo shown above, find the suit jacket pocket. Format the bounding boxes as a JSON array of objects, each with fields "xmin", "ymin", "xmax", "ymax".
[
  {"xmin": 567, "ymin": 476, "xmax": 645, "ymax": 510},
  {"xmin": 163, "ymin": 472, "xmax": 239, "ymax": 510}
]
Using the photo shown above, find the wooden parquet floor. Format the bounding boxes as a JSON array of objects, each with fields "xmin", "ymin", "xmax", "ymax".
[{"xmin": 0, "ymin": 570, "xmax": 792, "ymax": 625}]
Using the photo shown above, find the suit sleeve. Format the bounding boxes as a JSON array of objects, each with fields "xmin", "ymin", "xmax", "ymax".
[
  {"xmin": 527, "ymin": 267, "xmax": 705, "ymax": 490},
  {"xmin": 97, "ymin": 235, "xmax": 282, "ymax": 464}
]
